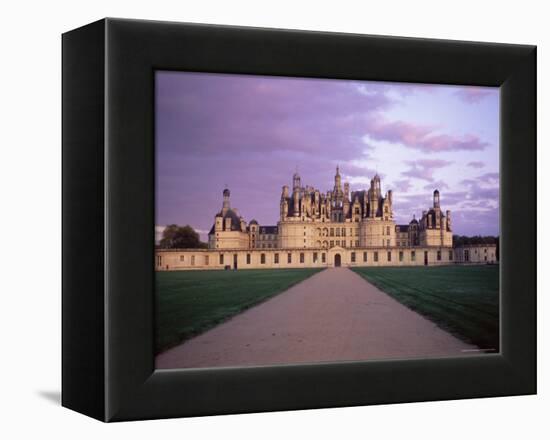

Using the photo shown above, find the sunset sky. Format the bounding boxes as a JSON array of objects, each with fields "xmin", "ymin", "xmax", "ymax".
[{"xmin": 156, "ymin": 71, "xmax": 499, "ymax": 241}]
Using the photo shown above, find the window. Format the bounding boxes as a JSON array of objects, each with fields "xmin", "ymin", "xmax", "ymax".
[
  {"xmin": 219, "ymin": 254, "xmax": 224, "ymax": 265},
  {"xmin": 449, "ymin": 250, "xmax": 453, "ymax": 260},
  {"xmin": 386, "ymin": 226, "xmax": 390, "ymax": 235},
  {"xmin": 336, "ymin": 228, "xmax": 340, "ymax": 237},
  {"xmin": 313, "ymin": 252, "xmax": 318, "ymax": 263},
  {"xmin": 300, "ymin": 253, "xmax": 305, "ymax": 263},
  {"xmin": 464, "ymin": 250, "xmax": 470, "ymax": 262},
  {"xmin": 274, "ymin": 253, "xmax": 279, "ymax": 264},
  {"xmin": 205, "ymin": 255, "xmax": 209, "ymax": 265},
  {"xmin": 261, "ymin": 253, "xmax": 266, "ymax": 264},
  {"xmin": 355, "ymin": 240, "xmax": 359, "ymax": 247},
  {"xmin": 399, "ymin": 251, "xmax": 403, "ymax": 262},
  {"xmin": 330, "ymin": 240, "xmax": 334, "ymax": 248},
  {"xmin": 157, "ymin": 255, "xmax": 162, "ymax": 267},
  {"xmin": 411, "ymin": 251, "xmax": 416, "ymax": 261},
  {"xmin": 374, "ymin": 252, "xmax": 378, "ymax": 262},
  {"xmin": 363, "ymin": 252, "xmax": 367, "ymax": 262},
  {"xmin": 342, "ymin": 228, "xmax": 346, "ymax": 237},
  {"xmin": 351, "ymin": 252, "xmax": 356, "ymax": 263},
  {"xmin": 387, "ymin": 251, "xmax": 391, "ymax": 262},
  {"xmin": 336, "ymin": 240, "xmax": 340, "ymax": 246},
  {"xmin": 246, "ymin": 254, "xmax": 251, "ymax": 264},
  {"xmin": 191, "ymin": 255, "xmax": 195, "ymax": 265},
  {"xmin": 287, "ymin": 253, "xmax": 292, "ymax": 263},
  {"xmin": 322, "ymin": 253, "xmax": 326, "ymax": 263},
  {"xmin": 180, "ymin": 255, "xmax": 185, "ymax": 262},
  {"xmin": 304, "ymin": 231, "xmax": 306, "ymax": 236},
  {"xmin": 330, "ymin": 228, "xmax": 334, "ymax": 237}
]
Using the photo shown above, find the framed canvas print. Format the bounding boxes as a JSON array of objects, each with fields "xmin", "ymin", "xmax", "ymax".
[{"xmin": 62, "ymin": 18, "xmax": 536, "ymax": 421}]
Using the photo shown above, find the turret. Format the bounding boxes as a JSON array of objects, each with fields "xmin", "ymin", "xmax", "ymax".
[
  {"xmin": 281, "ymin": 185, "xmax": 289, "ymax": 199},
  {"xmin": 433, "ymin": 189, "xmax": 440, "ymax": 209},
  {"xmin": 293, "ymin": 172, "xmax": 301, "ymax": 190},
  {"xmin": 293, "ymin": 187, "xmax": 300, "ymax": 216},
  {"xmin": 222, "ymin": 188, "xmax": 231, "ymax": 215},
  {"xmin": 373, "ymin": 174, "xmax": 381, "ymax": 194},
  {"xmin": 334, "ymin": 166, "xmax": 342, "ymax": 191}
]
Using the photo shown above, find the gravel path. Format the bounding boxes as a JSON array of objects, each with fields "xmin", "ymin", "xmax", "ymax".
[{"xmin": 156, "ymin": 268, "xmax": 476, "ymax": 369}]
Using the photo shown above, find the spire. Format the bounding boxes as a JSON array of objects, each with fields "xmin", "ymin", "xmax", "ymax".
[{"xmin": 334, "ymin": 165, "xmax": 342, "ymax": 192}]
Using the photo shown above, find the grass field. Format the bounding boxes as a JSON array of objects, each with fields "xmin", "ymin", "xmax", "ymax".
[
  {"xmin": 352, "ymin": 265, "xmax": 499, "ymax": 351},
  {"xmin": 156, "ymin": 268, "xmax": 322, "ymax": 353}
]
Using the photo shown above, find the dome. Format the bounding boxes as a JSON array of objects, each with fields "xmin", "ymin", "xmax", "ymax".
[
  {"xmin": 249, "ymin": 219, "xmax": 258, "ymax": 225},
  {"xmin": 222, "ymin": 209, "xmax": 242, "ymax": 230},
  {"xmin": 223, "ymin": 188, "xmax": 230, "ymax": 197}
]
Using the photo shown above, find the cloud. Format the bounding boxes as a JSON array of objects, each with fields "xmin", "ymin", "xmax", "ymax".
[
  {"xmin": 423, "ymin": 180, "xmax": 449, "ymax": 191},
  {"xmin": 467, "ymin": 161, "xmax": 485, "ymax": 169},
  {"xmin": 363, "ymin": 116, "xmax": 490, "ymax": 153},
  {"xmin": 477, "ymin": 172, "xmax": 499, "ymax": 184},
  {"xmin": 156, "ymin": 72, "xmax": 394, "ymax": 161},
  {"xmin": 402, "ymin": 159, "xmax": 453, "ymax": 182},
  {"xmin": 392, "ymin": 179, "xmax": 413, "ymax": 193},
  {"xmin": 455, "ymin": 87, "xmax": 495, "ymax": 103}
]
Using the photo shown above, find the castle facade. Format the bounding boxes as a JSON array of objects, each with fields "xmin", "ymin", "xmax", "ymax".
[
  {"xmin": 155, "ymin": 168, "xmax": 496, "ymax": 271},
  {"xmin": 208, "ymin": 167, "xmax": 452, "ymax": 251}
]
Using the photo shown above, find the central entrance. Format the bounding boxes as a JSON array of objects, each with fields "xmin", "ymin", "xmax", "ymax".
[{"xmin": 334, "ymin": 254, "xmax": 341, "ymax": 267}]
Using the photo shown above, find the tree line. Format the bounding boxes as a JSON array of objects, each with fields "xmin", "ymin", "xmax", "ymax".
[{"xmin": 452, "ymin": 235, "xmax": 498, "ymax": 246}]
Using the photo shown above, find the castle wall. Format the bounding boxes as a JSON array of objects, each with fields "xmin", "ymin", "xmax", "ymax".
[
  {"xmin": 453, "ymin": 244, "xmax": 497, "ymax": 264},
  {"xmin": 153, "ymin": 244, "xmax": 493, "ymax": 272}
]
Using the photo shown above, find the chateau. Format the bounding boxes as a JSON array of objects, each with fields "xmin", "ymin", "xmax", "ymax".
[{"xmin": 156, "ymin": 168, "xmax": 496, "ymax": 270}]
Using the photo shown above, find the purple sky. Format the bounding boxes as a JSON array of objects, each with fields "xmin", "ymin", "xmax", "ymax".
[{"xmin": 156, "ymin": 71, "xmax": 499, "ymax": 241}]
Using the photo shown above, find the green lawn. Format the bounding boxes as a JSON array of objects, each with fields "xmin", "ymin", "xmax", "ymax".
[
  {"xmin": 351, "ymin": 265, "xmax": 499, "ymax": 351},
  {"xmin": 156, "ymin": 268, "xmax": 323, "ymax": 354}
]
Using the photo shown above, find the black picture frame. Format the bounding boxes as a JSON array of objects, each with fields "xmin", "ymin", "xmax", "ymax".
[{"xmin": 62, "ymin": 18, "xmax": 536, "ymax": 422}]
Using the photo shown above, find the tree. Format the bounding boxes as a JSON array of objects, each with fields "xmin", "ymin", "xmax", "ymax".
[{"xmin": 159, "ymin": 224, "xmax": 208, "ymax": 249}]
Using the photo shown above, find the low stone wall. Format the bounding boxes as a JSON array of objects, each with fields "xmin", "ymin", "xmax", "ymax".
[{"xmin": 155, "ymin": 245, "xmax": 496, "ymax": 271}]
